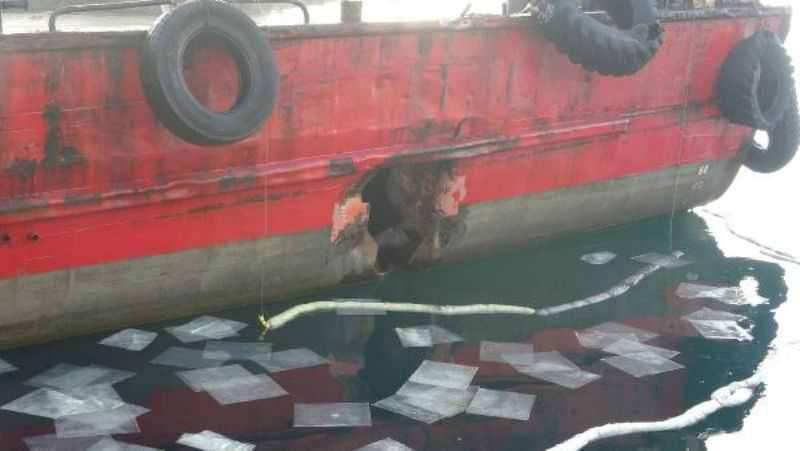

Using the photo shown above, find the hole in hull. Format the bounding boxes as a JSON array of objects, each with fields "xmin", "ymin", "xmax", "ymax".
[
  {"xmin": 330, "ymin": 160, "xmax": 467, "ymax": 277},
  {"xmin": 362, "ymin": 168, "xmax": 424, "ymax": 272},
  {"xmin": 360, "ymin": 161, "xmax": 465, "ymax": 272}
]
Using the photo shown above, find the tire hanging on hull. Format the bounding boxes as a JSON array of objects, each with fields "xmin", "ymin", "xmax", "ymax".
[
  {"xmin": 717, "ymin": 31, "xmax": 799, "ymax": 173},
  {"xmin": 718, "ymin": 31, "xmax": 793, "ymax": 130},
  {"xmin": 742, "ymin": 87, "xmax": 799, "ymax": 174},
  {"xmin": 141, "ymin": 0, "xmax": 279, "ymax": 146},
  {"xmin": 531, "ymin": 0, "xmax": 664, "ymax": 77}
]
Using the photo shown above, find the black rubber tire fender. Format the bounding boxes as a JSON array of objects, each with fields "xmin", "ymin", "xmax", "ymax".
[
  {"xmin": 743, "ymin": 85, "xmax": 800, "ymax": 174},
  {"xmin": 538, "ymin": 0, "xmax": 663, "ymax": 77},
  {"xmin": 141, "ymin": 0, "xmax": 279, "ymax": 146},
  {"xmin": 507, "ymin": 0, "xmax": 528, "ymax": 14},
  {"xmin": 718, "ymin": 31, "xmax": 793, "ymax": 130}
]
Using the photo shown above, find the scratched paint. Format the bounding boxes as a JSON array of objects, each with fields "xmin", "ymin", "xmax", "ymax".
[{"xmin": 0, "ymin": 8, "xmax": 789, "ymax": 282}]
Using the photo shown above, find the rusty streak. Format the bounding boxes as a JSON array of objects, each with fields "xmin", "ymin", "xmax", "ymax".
[
  {"xmin": 219, "ymin": 174, "xmax": 259, "ymax": 192},
  {"xmin": 42, "ymin": 106, "xmax": 85, "ymax": 169},
  {"xmin": 329, "ymin": 158, "xmax": 357, "ymax": 178},
  {"xmin": 64, "ymin": 193, "xmax": 101, "ymax": 206},
  {"xmin": 6, "ymin": 160, "xmax": 36, "ymax": 181}
]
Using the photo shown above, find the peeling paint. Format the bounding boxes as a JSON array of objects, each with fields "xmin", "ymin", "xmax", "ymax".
[
  {"xmin": 6, "ymin": 160, "xmax": 36, "ymax": 181},
  {"xmin": 63, "ymin": 193, "xmax": 101, "ymax": 206},
  {"xmin": 436, "ymin": 173, "xmax": 467, "ymax": 217},
  {"xmin": 42, "ymin": 106, "xmax": 85, "ymax": 169},
  {"xmin": 328, "ymin": 194, "xmax": 379, "ymax": 277},
  {"xmin": 219, "ymin": 174, "xmax": 258, "ymax": 192},
  {"xmin": 331, "ymin": 195, "xmax": 370, "ymax": 244},
  {"xmin": 188, "ymin": 204, "xmax": 228, "ymax": 215},
  {"xmin": 329, "ymin": 158, "xmax": 357, "ymax": 177},
  {"xmin": 418, "ymin": 32, "xmax": 433, "ymax": 57},
  {"xmin": 0, "ymin": 8, "xmax": 780, "ymax": 292}
]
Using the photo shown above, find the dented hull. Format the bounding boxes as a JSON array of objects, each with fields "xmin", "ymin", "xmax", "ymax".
[
  {"xmin": 0, "ymin": 7, "xmax": 790, "ymax": 347},
  {"xmin": 0, "ymin": 159, "xmax": 739, "ymax": 348}
]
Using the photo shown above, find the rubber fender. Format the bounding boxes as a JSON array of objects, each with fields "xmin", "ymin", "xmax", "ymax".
[
  {"xmin": 537, "ymin": 0, "xmax": 664, "ymax": 77},
  {"xmin": 141, "ymin": 0, "xmax": 279, "ymax": 146},
  {"xmin": 743, "ymin": 85, "xmax": 799, "ymax": 174},
  {"xmin": 718, "ymin": 31, "xmax": 794, "ymax": 130}
]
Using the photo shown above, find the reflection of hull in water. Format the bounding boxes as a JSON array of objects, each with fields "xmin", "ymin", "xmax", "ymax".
[
  {"xmin": 0, "ymin": 330, "xmax": 687, "ymax": 450},
  {"xmin": 0, "ymin": 6, "xmax": 791, "ymax": 348}
]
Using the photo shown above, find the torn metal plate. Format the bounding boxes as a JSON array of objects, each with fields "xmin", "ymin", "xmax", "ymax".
[
  {"xmin": 466, "ymin": 388, "xmax": 536, "ymax": 421},
  {"xmin": 293, "ymin": 403, "xmax": 372, "ymax": 428}
]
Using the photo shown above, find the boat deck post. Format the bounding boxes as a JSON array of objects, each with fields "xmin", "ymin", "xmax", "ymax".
[{"xmin": 0, "ymin": 0, "xmax": 27, "ymax": 33}]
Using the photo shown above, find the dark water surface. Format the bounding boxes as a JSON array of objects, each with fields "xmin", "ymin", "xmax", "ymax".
[
  {"xmin": 4, "ymin": 204, "xmax": 795, "ymax": 451},
  {"xmin": 1, "ymin": 2, "xmax": 799, "ymax": 451}
]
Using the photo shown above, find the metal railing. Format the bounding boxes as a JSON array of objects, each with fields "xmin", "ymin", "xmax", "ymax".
[
  {"xmin": 234, "ymin": 0, "xmax": 310, "ymax": 25},
  {"xmin": 48, "ymin": 0, "xmax": 173, "ymax": 32},
  {"xmin": 46, "ymin": 0, "xmax": 309, "ymax": 33},
  {"xmin": 0, "ymin": 0, "xmax": 28, "ymax": 33}
]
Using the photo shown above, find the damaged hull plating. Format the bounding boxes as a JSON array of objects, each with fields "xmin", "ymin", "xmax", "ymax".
[{"xmin": 0, "ymin": 7, "xmax": 791, "ymax": 347}]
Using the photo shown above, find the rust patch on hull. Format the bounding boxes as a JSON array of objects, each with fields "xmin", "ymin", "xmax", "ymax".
[
  {"xmin": 43, "ymin": 106, "xmax": 85, "ymax": 169},
  {"xmin": 7, "ymin": 160, "xmax": 37, "ymax": 181}
]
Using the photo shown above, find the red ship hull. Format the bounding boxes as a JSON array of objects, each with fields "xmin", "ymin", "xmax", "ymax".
[{"xmin": 0, "ymin": 6, "xmax": 791, "ymax": 347}]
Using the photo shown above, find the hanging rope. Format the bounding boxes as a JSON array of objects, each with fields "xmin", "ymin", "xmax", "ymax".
[
  {"xmin": 258, "ymin": 251, "xmax": 683, "ymax": 332},
  {"xmin": 547, "ymin": 374, "xmax": 763, "ymax": 451}
]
